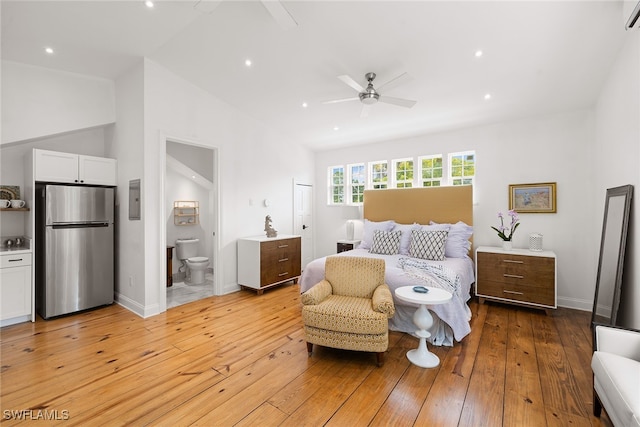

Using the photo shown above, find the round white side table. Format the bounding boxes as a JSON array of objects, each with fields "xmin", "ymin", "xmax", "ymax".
[{"xmin": 395, "ymin": 286, "xmax": 453, "ymax": 368}]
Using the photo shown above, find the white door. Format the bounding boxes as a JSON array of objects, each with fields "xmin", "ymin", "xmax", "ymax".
[{"xmin": 294, "ymin": 182, "xmax": 313, "ymax": 269}]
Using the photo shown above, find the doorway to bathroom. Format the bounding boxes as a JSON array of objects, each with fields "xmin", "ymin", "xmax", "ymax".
[{"xmin": 163, "ymin": 138, "xmax": 219, "ymax": 309}]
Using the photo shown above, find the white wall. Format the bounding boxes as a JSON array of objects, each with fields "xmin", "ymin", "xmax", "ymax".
[
  {"xmin": 594, "ymin": 31, "xmax": 640, "ymax": 328},
  {"xmin": 111, "ymin": 61, "xmax": 146, "ymax": 315},
  {"xmin": 1, "ymin": 61, "xmax": 115, "ymax": 144},
  {"xmin": 0, "ymin": 127, "xmax": 110, "ymax": 236},
  {"xmin": 315, "ymin": 110, "xmax": 595, "ymax": 310},
  {"xmin": 140, "ymin": 59, "xmax": 314, "ymax": 310}
]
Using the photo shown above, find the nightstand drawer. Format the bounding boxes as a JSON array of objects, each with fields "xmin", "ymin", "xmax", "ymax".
[
  {"xmin": 477, "ymin": 252, "xmax": 554, "ymax": 286},
  {"xmin": 478, "ymin": 280, "xmax": 555, "ymax": 307}
]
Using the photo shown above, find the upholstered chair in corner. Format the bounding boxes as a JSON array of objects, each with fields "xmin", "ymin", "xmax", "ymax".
[
  {"xmin": 300, "ymin": 256, "xmax": 395, "ymax": 366},
  {"xmin": 591, "ymin": 324, "xmax": 640, "ymax": 426}
]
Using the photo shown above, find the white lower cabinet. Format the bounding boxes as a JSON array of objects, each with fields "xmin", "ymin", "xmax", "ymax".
[{"xmin": 1, "ymin": 253, "xmax": 33, "ymax": 326}]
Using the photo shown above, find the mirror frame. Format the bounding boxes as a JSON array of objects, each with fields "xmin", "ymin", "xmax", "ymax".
[{"xmin": 591, "ymin": 184, "xmax": 633, "ymax": 327}]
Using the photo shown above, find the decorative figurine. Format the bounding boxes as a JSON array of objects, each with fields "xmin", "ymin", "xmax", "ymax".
[{"xmin": 264, "ymin": 215, "xmax": 278, "ymax": 238}]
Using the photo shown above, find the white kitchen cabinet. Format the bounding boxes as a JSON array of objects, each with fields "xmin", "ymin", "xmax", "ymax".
[
  {"xmin": 34, "ymin": 149, "xmax": 117, "ymax": 186},
  {"xmin": 1, "ymin": 253, "xmax": 32, "ymax": 327}
]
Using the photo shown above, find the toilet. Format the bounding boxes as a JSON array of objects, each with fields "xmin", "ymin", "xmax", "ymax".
[{"xmin": 175, "ymin": 238, "xmax": 209, "ymax": 285}]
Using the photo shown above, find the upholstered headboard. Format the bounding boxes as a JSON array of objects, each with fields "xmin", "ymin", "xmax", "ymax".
[{"xmin": 362, "ymin": 186, "xmax": 473, "ymax": 227}]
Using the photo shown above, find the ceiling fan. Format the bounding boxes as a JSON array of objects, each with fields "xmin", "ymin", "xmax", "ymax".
[{"xmin": 323, "ymin": 72, "xmax": 417, "ymax": 117}]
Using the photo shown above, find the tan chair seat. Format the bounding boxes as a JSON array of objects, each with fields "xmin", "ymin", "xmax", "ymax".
[{"xmin": 302, "ymin": 295, "xmax": 389, "ymax": 335}]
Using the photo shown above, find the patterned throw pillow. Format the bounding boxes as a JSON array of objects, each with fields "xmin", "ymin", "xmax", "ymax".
[
  {"xmin": 409, "ymin": 230, "xmax": 449, "ymax": 261},
  {"xmin": 369, "ymin": 230, "xmax": 402, "ymax": 255}
]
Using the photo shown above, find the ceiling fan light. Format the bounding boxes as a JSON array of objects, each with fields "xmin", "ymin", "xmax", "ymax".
[{"xmin": 359, "ymin": 92, "xmax": 379, "ymax": 105}]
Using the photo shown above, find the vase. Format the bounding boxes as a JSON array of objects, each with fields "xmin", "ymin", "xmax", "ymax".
[{"xmin": 502, "ymin": 241, "xmax": 512, "ymax": 251}]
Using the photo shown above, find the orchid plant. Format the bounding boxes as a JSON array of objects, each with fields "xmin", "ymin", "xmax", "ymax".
[{"xmin": 491, "ymin": 210, "xmax": 520, "ymax": 241}]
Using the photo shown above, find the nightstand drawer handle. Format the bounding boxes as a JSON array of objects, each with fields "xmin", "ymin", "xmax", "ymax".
[
  {"xmin": 279, "ymin": 258, "xmax": 289, "ymax": 262},
  {"xmin": 504, "ymin": 290, "xmax": 524, "ymax": 295},
  {"xmin": 503, "ymin": 260, "xmax": 524, "ymax": 264},
  {"xmin": 503, "ymin": 274, "xmax": 524, "ymax": 279},
  {"xmin": 278, "ymin": 272, "xmax": 289, "ymax": 277},
  {"xmin": 278, "ymin": 244, "xmax": 289, "ymax": 248}
]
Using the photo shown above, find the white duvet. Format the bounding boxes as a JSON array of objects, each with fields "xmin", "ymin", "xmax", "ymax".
[{"xmin": 299, "ymin": 249, "xmax": 475, "ymax": 346}]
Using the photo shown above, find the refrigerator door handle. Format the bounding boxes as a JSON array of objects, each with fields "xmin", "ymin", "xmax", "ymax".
[{"xmin": 51, "ymin": 222, "xmax": 110, "ymax": 229}]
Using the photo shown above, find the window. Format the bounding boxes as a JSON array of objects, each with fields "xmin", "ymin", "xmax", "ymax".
[
  {"xmin": 419, "ymin": 155, "xmax": 443, "ymax": 187},
  {"xmin": 393, "ymin": 158, "xmax": 414, "ymax": 188},
  {"xmin": 369, "ymin": 160, "xmax": 388, "ymax": 190},
  {"xmin": 449, "ymin": 151, "xmax": 475, "ymax": 186},
  {"xmin": 328, "ymin": 165, "xmax": 345, "ymax": 204},
  {"xmin": 348, "ymin": 163, "xmax": 365, "ymax": 203}
]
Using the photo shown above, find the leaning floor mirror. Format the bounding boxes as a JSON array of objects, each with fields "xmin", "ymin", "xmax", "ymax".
[{"xmin": 591, "ymin": 184, "xmax": 633, "ymax": 327}]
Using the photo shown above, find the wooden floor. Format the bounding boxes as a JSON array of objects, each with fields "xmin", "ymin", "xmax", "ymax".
[{"xmin": 1, "ymin": 283, "xmax": 612, "ymax": 426}]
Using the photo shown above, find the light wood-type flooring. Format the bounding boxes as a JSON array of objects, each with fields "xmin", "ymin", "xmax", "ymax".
[{"xmin": 1, "ymin": 283, "xmax": 612, "ymax": 426}]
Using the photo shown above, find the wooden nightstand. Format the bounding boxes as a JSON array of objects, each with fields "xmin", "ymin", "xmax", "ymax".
[
  {"xmin": 337, "ymin": 240, "xmax": 361, "ymax": 253},
  {"xmin": 475, "ymin": 246, "xmax": 557, "ymax": 309},
  {"xmin": 237, "ymin": 235, "xmax": 301, "ymax": 295}
]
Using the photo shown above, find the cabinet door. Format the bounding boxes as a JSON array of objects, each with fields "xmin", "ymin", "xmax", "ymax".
[
  {"xmin": 34, "ymin": 149, "xmax": 79, "ymax": 183},
  {"xmin": 0, "ymin": 265, "xmax": 32, "ymax": 320},
  {"xmin": 79, "ymin": 155, "xmax": 117, "ymax": 185}
]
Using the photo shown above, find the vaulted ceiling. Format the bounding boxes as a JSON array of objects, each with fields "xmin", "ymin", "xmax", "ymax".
[{"xmin": 1, "ymin": 1, "xmax": 627, "ymax": 151}]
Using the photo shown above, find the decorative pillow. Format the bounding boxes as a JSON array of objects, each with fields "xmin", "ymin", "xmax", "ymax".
[
  {"xmin": 430, "ymin": 221, "xmax": 473, "ymax": 258},
  {"xmin": 369, "ymin": 230, "xmax": 402, "ymax": 255},
  {"xmin": 358, "ymin": 219, "xmax": 395, "ymax": 250},
  {"xmin": 392, "ymin": 223, "xmax": 421, "ymax": 255},
  {"xmin": 409, "ymin": 230, "xmax": 449, "ymax": 261}
]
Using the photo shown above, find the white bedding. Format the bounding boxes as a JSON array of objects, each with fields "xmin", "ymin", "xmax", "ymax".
[{"xmin": 299, "ymin": 249, "xmax": 475, "ymax": 346}]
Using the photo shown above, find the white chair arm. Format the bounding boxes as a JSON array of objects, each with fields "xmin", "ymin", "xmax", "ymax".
[{"xmin": 595, "ymin": 325, "xmax": 640, "ymax": 362}]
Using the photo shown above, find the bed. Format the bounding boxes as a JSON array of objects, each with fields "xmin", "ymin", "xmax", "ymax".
[{"xmin": 300, "ymin": 186, "xmax": 474, "ymax": 346}]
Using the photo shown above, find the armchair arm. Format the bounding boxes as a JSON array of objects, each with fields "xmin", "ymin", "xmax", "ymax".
[
  {"xmin": 301, "ymin": 279, "xmax": 333, "ymax": 305},
  {"xmin": 594, "ymin": 324, "xmax": 640, "ymax": 362},
  {"xmin": 372, "ymin": 284, "xmax": 395, "ymax": 318}
]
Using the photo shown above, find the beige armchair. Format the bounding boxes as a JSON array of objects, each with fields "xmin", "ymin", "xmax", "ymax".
[{"xmin": 301, "ymin": 256, "xmax": 395, "ymax": 366}]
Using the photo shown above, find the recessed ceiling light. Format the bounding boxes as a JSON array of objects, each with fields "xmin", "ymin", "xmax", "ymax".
[
  {"xmin": 484, "ymin": 93, "xmax": 492, "ymax": 100},
  {"xmin": 475, "ymin": 50, "xmax": 483, "ymax": 58},
  {"xmin": 44, "ymin": 47, "xmax": 54, "ymax": 55},
  {"xmin": 302, "ymin": 102, "xmax": 308, "ymax": 108},
  {"xmin": 245, "ymin": 59, "xmax": 252, "ymax": 67},
  {"xmin": 191, "ymin": 175, "xmax": 196, "ymax": 179},
  {"xmin": 333, "ymin": 126, "xmax": 339, "ymax": 131},
  {"xmin": 145, "ymin": 1, "xmax": 154, "ymax": 8}
]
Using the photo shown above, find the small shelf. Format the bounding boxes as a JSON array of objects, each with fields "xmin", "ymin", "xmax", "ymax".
[
  {"xmin": 174, "ymin": 201, "xmax": 199, "ymax": 226},
  {"xmin": 0, "ymin": 208, "xmax": 30, "ymax": 212}
]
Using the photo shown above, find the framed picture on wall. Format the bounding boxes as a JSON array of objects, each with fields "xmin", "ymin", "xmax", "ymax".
[{"xmin": 509, "ymin": 182, "xmax": 557, "ymax": 213}]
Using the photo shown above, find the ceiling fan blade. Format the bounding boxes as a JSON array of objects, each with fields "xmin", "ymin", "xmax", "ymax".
[
  {"xmin": 261, "ymin": 0, "xmax": 298, "ymax": 30},
  {"xmin": 376, "ymin": 72, "xmax": 413, "ymax": 93},
  {"xmin": 322, "ymin": 97, "xmax": 359, "ymax": 105},
  {"xmin": 337, "ymin": 75, "xmax": 364, "ymax": 93},
  {"xmin": 378, "ymin": 96, "xmax": 417, "ymax": 108},
  {"xmin": 360, "ymin": 104, "xmax": 372, "ymax": 118}
]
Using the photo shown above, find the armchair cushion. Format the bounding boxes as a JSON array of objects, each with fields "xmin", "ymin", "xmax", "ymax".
[{"xmin": 302, "ymin": 294, "xmax": 389, "ymax": 335}]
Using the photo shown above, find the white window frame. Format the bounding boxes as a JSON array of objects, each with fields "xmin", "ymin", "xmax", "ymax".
[
  {"xmin": 448, "ymin": 151, "xmax": 476, "ymax": 187},
  {"xmin": 368, "ymin": 160, "xmax": 388, "ymax": 190},
  {"xmin": 392, "ymin": 157, "xmax": 415, "ymax": 188},
  {"xmin": 418, "ymin": 154, "xmax": 443, "ymax": 187},
  {"xmin": 347, "ymin": 163, "xmax": 366, "ymax": 204},
  {"xmin": 327, "ymin": 165, "xmax": 345, "ymax": 205}
]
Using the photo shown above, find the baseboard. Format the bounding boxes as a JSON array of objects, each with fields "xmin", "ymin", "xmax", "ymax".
[
  {"xmin": 115, "ymin": 293, "xmax": 162, "ymax": 318},
  {"xmin": 557, "ymin": 296, "xmax": 593, "ymax": 312}
]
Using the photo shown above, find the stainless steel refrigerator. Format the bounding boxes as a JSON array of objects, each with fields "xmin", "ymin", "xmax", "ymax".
[{"xmin": 35, "ymin": 184, "xmax": 115, "ymax": 319}]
